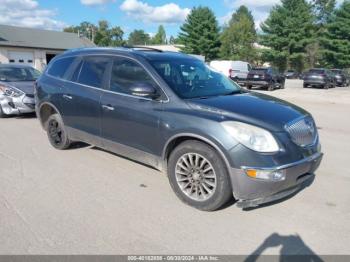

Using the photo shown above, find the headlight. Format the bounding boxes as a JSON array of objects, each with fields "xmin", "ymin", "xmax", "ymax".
[
  {"xmin": 221, "ymin": 121, "xmax": 279, "ymax": 153},
  {"xmin": 0, "ymin": 84, "xmax": 24, "ymax": 97}
]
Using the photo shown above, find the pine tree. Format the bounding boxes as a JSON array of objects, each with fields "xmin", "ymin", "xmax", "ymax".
[
  {"xmin": 260, "ymin": 0, "xmax": 315, "ymax": 71},
  {"xmin": 220, "ymin": 5, "xmax": 257, "ymax": 62},
  {"xmin": 322, "ymin": 1, "xmax": 350, "ymax": 68},
  {"xmin": 179, "ymin": 6, "xmax": 221, "ymax": 61},
  {"xmin": 152, "ymin": 25, "xmax": 167, "ymax": 45}
]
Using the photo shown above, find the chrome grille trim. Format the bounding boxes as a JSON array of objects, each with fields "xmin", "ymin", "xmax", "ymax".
[{"xmin": 285, "ymin": 116, "xmax": 318, "ymax": 147}]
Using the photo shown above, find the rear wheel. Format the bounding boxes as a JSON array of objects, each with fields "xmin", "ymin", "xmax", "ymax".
[
  {"xmin": 0, "ymin": 104, "xmax": 5, "ymax": 118},
  {"xmin": 46, "ymin": 114, "xmax": 72, "ymax": 150},
  {"xmin": 167, "ymin": 140, "xmax": 233, "ymax": 211},
  {"xmin": 267, "ymin": 82, "xmax": 274, "ymax": 91},
  {"xmin": 303, "ymin": 83, "xmax": 307, "ymax": 88}
]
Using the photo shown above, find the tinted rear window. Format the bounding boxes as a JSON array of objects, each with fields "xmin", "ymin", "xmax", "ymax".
[
  {"xmin": 250, "ymin": 69, "xmax": 268, "ymax": 74},
  {"xmin": 77, "ymin": 56, "xmax": 110, "ymax": 88},
  {"xmin": 47, "ymin": 57, "xmax": 75, "ymax": 79},
  {"xmin": 309, "ymin": 69, "xmax": 325, "ymax": 74}
]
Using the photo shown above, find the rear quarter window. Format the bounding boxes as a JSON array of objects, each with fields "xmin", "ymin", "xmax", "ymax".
[{"xmin": 47, "ymin": 57, "xmax": 76, "ymax": 79}]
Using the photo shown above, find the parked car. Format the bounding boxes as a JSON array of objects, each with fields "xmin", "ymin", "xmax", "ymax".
[
  {"xmin": 209, "ymin": 60, "xmax": 252, "ymax": 84},
  {"xmin": 303, "ymin": 68, "xmax": 336, "ymax": 89},
  {"xmin": 284, "ymin": 70, "xmax": 299, "ymax": 79},
  {"xmin": 0, "ymin": 64, "xmax": 40, "ymax": 118},
  {"xmin": 246, "ymin": 67, "xmax": 286, "ymax": 91},
  {"xmin": 35, "ymin": 48, "xmax": 323, "ymax": 211},
  {"xmin": 331, "ymin": 69, "xmax": 349, "ymax": 87}
]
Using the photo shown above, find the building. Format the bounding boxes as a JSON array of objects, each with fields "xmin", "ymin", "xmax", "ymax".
[{"xmin": 0, "ymin": 24, "xmax": 95, "ymax": 71}]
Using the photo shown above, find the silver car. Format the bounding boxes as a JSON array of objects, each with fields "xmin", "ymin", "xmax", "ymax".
[{"xmin": 0, "ymin": 64, "xmax": 40, "ymax": 117}]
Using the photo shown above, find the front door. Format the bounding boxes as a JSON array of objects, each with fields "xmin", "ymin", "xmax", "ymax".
[{"xmin": 100, "ymin": 57, "xmax": 165, "ymax": 167}]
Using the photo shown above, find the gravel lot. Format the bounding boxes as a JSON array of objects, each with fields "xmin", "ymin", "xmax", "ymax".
[{"xmin": 0, "ymin": 80, "xmax": 349, "ymax": 256}]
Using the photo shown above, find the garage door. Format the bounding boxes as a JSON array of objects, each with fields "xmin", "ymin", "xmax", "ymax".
[{"xmin": 8, "ymin": 51, "xmax": 34, "ymax": 66}]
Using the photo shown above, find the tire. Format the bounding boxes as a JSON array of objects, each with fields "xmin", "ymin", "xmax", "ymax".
[
  {"xmin": 247, "ymin": 85, "xmax": 252, "ymax": 90},
  {"xmin": 0, "ymin": 104, "xmax": 5, "ymax": 118},
  {"xmin": 167, "ymin": 140, "xmax": 233, "ymax": 211},
  {"xmin": 280, "ymin": 81, "xmax": 285, "ymax": 89},
  {"xmin": 303, "ymin": 84, "xmax": 307, "ymax": 88},
  {"xmin": 324, "ymin": 84, "xmax": 329, "ymax": 89},
  {"xmin": 267, "ymin": 82, "xmax": 274, "ymax": 91},
  {"xmin": 46, "ymin": 113, "xmax": 71, "ymax": 150}
]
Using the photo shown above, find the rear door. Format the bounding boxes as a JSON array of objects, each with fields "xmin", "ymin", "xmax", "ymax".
[
  {"xmin": 100, "ymin": 57, "xmax": 164, "ymax": 166},
  {"xmin": 61, "ymin": 55, "xmax": 111, "ymax": 145}
]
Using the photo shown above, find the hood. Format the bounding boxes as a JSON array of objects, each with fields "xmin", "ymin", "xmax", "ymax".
[
  {"xmin": 187, "ymin": 92, "xmax": 309, "ymax": 132},
  {"xmin": 5, "ymin": 81, "xmax": 35, "ymax": 95}
]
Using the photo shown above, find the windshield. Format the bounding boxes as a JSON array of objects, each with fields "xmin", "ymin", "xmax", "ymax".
[
  {"xmin": 0, "ymin": 67, "xmax": 41, "ymax": 82},
  {"xmin": 150, "ymin": 59, "xmax": 241, "ymax": 99}
]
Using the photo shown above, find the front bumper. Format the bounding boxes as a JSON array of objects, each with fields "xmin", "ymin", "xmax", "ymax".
[
  {"xmin": 229, "ymin": 152, "xmax": 323, "ymax": 208},
  {"xmin": 0, "ymin": 94, "xmax": 35, "ymax": 115}
]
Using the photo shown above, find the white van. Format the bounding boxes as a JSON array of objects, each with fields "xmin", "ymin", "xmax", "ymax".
[{"xmin": 209, "ymin": 60, "xmax": 252, "ymax": 83}]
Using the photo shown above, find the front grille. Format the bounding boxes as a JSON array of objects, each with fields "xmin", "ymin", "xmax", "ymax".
[{"xmin": 285, "ymin": 116, "xmax": 318, "ymax": 147}]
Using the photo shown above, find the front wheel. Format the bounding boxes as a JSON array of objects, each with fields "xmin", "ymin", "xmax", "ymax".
[
  {"xmin": 46, "ymin": 114, "xmax": 72, "ymax": 150},
  {"xmin": 167, "ymin": 140, "xmax": 233, "ymax": 211},
  {"xmin": 0, "ymin": 105, "xmax": 5, "ymax": 118},
  {"xmin": 267, "ymin": 83, "xmax": 274, "ymax": 91}
]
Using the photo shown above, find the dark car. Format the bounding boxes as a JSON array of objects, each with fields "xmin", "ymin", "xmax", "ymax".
[
  {"xmin": 35, "ymin": 48, "xmax": 322, "ymax": 211},
  {"xmin": 331, "ymin": 69, "xmax": 349, "ymax": 87},
  {"xmin": 0, "ymin": 64, "xmax": 40, "ymax": 117},
  {"xmin": 284, "ymin": 70, "xmax": 299, "ymax": 79},
  {"xmin": 303, "ymin": 68, "xmax": 336, "ymax": 89},
  {"xmin": 246, "ymin": 67, "xmax": 285, "ymax": 91}
]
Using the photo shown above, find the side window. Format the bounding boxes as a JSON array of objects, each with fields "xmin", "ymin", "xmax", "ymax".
[
  {"xmin": 47, "ymin": 57, "xmax": 75, "ymax": 79},
  {"xmin": 109, "ymin": 58, "xmax": 157, "ymax": 95},
  {"xmin": 77, "ymin": 56, "xmax": 110, "ymax": 88}
]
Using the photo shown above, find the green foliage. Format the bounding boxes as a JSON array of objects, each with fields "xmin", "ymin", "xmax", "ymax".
[
  {"xmin": 64, "ymin": 20, "xmax": 125, "ymax": 47},
  {"xmin": 64, "ymin": 21, "xmax": 97, "ymax": 41},
  {"xmin": 94, "ymin": 20, "xmax": 125, "ymax": 47},
  {"xmin": 322, "ymin": 0, "xmax": 350, "ymax": 68},
  {"xmin": 220, "ymin": 5, "xmax": 257, "ymax": 62},
  {"xmin": 178, "ymin": 6, "xmax": 221, "ymax": 61},
  {"xmin": 128, "ymin": 30, "xmax": 151, "ymax": 45},
  {"xmin": 152, "ymin": 25, "xmax": 167, "ymax": 45},
  {"xmin": 312, "ymin": 0, "xmax": 336, "ymax": 25},
  {"xmin": 260, "ymin": 0, "xmax": 316, "ymax": 71}
]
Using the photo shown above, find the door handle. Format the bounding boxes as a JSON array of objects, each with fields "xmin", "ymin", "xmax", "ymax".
[
  {"xmin": 63, "ymin": 94, "xmax": 73, "ymax": 100},
  {"xmin": 102, "ymin": 104, "xmax": 115, "ymax": 111}
]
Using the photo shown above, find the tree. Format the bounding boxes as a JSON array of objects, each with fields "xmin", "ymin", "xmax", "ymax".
[
  {"xmin": 169, "ymin": 36, "xmax": 180, "ymax": 44},
  {"xmin": 220, "ymin": 5, "xmax": 257, "ymax": 62},
  {"xmin": 322, "ymin": 1, "xmax": 350, "ymax": 68},
  {"xmin": 152, "ymin": 25, "xmax": 167, "ymax": 44},
  {"xmin": 260, "ymin": 0, "xmax": 316, "ymax": 72},
  {"xmin": 178, "ymin": 6, "xmax": 221, "ymax": 61},
  {"xmin": 312, "ymin": 0, "xmax": 336, "ymax": 26},
  {"xmin": 64, "ymin": 20, "xmax": 125, "ymax": 47},
  {"xmin": 128, "ymin": 30, "xmax": 151, "ymax": 45},
  {"xmin": 64, "ymin": 21, "xmax": 97, "ymax": 42}
]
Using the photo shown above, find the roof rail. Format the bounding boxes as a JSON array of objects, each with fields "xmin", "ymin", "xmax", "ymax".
[{"xmin": 123, "ymin": 45, "xmax": 163, "ymax": 52}]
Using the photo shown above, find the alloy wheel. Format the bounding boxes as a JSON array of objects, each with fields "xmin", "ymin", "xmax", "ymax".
[{"xmin": 175, "ymin": 153, "xmax": 217, "ymax": 201}]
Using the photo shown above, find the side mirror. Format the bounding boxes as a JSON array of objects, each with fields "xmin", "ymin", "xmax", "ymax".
[{"xmin": 129, "ymin": 82, "xmax": 159, "ymax": 99}]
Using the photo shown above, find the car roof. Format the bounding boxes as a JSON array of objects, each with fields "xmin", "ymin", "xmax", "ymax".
[{"xmin": 58, "ymin": 47, "xmax": 196, "ymax": 62}]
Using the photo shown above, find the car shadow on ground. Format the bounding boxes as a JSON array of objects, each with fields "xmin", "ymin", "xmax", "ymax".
[{"xmin": 244, "ymin": 233, "xmax": 323, "ymax": 261}]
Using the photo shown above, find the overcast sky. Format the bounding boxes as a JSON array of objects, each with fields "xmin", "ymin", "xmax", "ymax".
[{"xmin": 0, "ymin": 0, "xmax": 344, "ymax": 37}]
